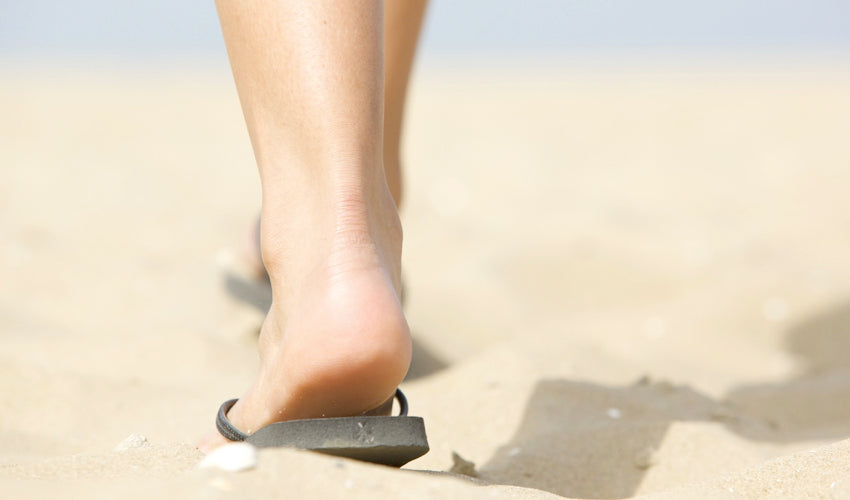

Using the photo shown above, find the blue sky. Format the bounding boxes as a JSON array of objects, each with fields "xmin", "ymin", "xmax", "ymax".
[{"xmin": 1, "ymin": 0, "xmax": 848, "ymax": 60}]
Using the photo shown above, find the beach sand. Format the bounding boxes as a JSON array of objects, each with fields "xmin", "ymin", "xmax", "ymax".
[{"xmin": 1, "ymin": 60, "xmax": 849, "ymax": 498}]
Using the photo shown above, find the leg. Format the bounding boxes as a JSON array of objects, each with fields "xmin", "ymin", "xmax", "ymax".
[
  {"xmin": 202, "ymin": 0, "xmax": 410, "ymax": 450},
  {"xmin": 383, "ymin": 0, "xmax": 429, "ymax": 207},
  {"xmin": 240, "ymin": 0, "xmax": 427, "ymax": 278}
]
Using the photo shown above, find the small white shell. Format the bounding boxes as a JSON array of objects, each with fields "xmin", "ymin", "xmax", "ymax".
[
  {"xmin": 114, "ymin": 433, "xmax": 149, "ymax": 452},
  {"xmin": 606, "ymin": 408, "xmax": 622, "ymax": 419},
  {"xmin": 198, "ymin": 442, "xmax": 258, "ymax": 472}
]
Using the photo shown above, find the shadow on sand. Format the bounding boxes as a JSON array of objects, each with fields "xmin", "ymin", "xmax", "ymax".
[{"xmin": 480, "ymin": 300, "xmax": 850, "ymax": 498}]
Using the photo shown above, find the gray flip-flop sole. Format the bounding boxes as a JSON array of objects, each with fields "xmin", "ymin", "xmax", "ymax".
[
  {"xmin": 247, "ymin": 414, "xmax": 428, "ymax": 467},
  {"xmin": 216, "ymin": 389, "xmax": 429, "ymax": 467}
]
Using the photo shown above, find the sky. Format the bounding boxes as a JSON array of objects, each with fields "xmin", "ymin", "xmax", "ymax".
[{"xmin": 1, "ymin": 0, "xmax": 849, "ymax": 61}]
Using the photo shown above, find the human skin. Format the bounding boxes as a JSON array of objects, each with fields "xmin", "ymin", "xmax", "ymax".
[
  {"xmin": 383, "ymin": 0, "xmax": 428, "ymax": 207},
  {"xmin": 200, "ymin": 0, "xmax": 425, "ymax": 451},
  {"xmin": 242, "ymin": 0, "xmax": 427, "ymax": 279}
]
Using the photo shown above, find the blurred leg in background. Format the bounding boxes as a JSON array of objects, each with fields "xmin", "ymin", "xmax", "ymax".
[{"xmin": 383, "ymin": 0, "xmax": 429, "ymax": 207}]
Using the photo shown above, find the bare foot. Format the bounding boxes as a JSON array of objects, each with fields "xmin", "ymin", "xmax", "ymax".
[{"xmin": 200, "ymin": 185, "xmax": 411, "ymax": 452}]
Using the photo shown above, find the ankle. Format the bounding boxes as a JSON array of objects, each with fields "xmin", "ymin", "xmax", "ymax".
[{"xmin": 260, "ymin": 179, "xmax": 403, "ymax": 291}]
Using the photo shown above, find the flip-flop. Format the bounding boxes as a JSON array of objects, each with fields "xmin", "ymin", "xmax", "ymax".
[{"xmin": 215, "ymin": 389, "xmax": 429, "ymax": 467}]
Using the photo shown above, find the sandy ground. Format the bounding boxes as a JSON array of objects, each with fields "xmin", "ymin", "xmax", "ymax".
[{"xmin": 1, "ymin": 59, "xmax": 850, "ymax": 498}]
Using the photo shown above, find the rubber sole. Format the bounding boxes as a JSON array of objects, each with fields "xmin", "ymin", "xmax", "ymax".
[
  {"xmin": 216, "ymin": 390, "xmax": 429, "ymax": 467},
  {"xmin": 246, "ymin": 415, "xmax": 429, "ymax": 467}
]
